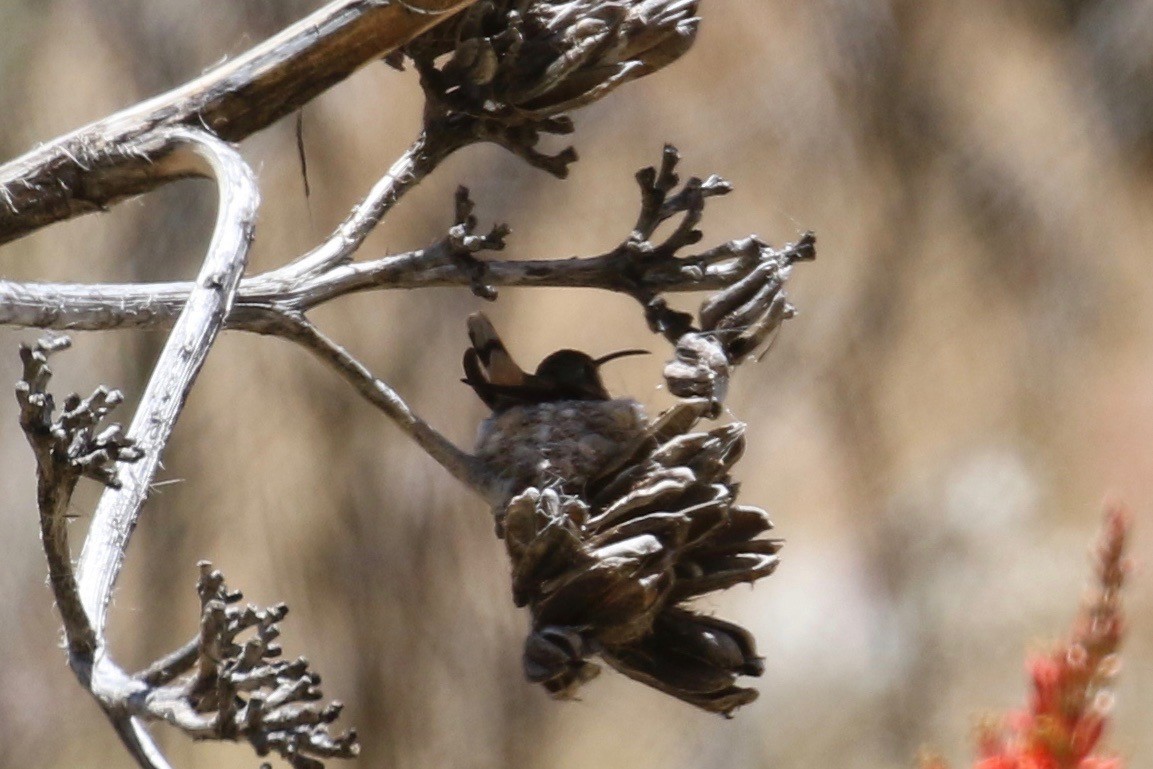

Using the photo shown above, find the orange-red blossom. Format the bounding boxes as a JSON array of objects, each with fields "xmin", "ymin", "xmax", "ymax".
[{"xmin": 924, "ymin": 503, "xmax": 1131, "ymax": 769}]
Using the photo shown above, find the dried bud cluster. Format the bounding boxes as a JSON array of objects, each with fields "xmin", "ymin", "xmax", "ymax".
[
  {"xmin": 499, "ymin": 399, "xmax": 780, "ymax": 715},
  {"xmin": 16, "ymin": 336, "xmax": 143, "ymax": 489},
  {"xmin": 142, "ymin": 563, "xmax": 360, "ymax": 769},
  {"xmin": 405, "ymin": 0, "xmax": 700, "ymax": 119},
  {"xmin": 663, "ymin": 231, "xmax": 817, "ymax": 414}
]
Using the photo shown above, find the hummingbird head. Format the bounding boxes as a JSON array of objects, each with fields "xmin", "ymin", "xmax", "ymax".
[{"xmin": 534, "ymin": 348, "xmax": 649, "ymax": 401}]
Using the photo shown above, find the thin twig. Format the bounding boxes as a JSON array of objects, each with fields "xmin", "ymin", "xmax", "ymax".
[
  {"xmin": 272, "ymin": 313, "xmax": 494, "ymax": 500},
  {"xmin": 263, "ymin": 125, "xmax": 468, "ymax": 287},
  {"xmin": 136, "ymin": 638, "xmax": 201, "ymax": 689}
]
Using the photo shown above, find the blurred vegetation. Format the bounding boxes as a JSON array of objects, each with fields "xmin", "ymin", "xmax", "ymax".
[{"xmin": 0, "ymin": 2, "xmax": 1150, "ymax": 768}]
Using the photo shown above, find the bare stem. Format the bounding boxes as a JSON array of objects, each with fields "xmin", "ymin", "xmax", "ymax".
[
  {"xmin": 16, "ymin": 337, "xmax": 99, "ymax": 658},
  {"xmin": 0, "ymin": 229, "xmax": 811, "ymax": 334},
  {"xmin": 274, "ymin": 313, "xmax": 494, "ymax": 501},
  {"xmin": 263, "ymin": 125, "xmax": 468, "ymax": 287}
]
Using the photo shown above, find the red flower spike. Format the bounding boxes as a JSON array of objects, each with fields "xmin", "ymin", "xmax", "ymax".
[{"xmin": 921, "ymin": 504, "xmax": 1131, "ymax": 769}]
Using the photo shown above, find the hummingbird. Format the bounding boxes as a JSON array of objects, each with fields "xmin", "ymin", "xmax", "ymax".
[
  {"xmin": 462, "ymin": 312, "xmax": 648, "ymax": 412},
  {"xmin": 462, "ymin": 312, "xmax": 651, "ymax": 498}
]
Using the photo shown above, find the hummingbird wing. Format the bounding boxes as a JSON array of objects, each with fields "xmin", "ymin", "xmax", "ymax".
[
  {"xmin": 462, "ymin": 348, "xmax": 500, "ymax": 410},
  {"xmin": 462, "ymin": 369, "xmax": 575, "ymax": 410}
]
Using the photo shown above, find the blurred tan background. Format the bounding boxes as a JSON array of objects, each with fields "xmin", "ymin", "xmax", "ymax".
[{"xmin": 1, "ymin": 1, "xmax": 1151, "ymax": 767}]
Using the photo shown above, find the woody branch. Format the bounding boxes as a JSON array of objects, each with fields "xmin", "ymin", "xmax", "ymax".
[
  {"xmin": 0, "ymin": 0, "xmax": 478, "ymax": 245},
  {"xmin": 0, "ymin": 162, "xmax": 816, "ymax": 333}
]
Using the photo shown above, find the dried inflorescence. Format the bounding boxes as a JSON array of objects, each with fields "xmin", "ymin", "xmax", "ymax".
[
  {"xmin": 604, "ymin": 144, "xmax": 817, "ymax": 416},
  {"xmin": 628, "ymin": 147, "xmax": 817, "ymax": 416},
  {"xmin": 500, "ymin": 399, "xmax": 780, "ymax": 714},
  {"xmin": 136, "ymin": 563, "xmax": 359, "ymax": 769},
  {"xmin": 405, "ymin": 0, "xmax": 698, "ymax": 117},
  {"xmin": 439, "ymin": 185, "xmax": 510, "ymax": 300},
  {"xmin": 659, "ymin": 232, "xmax": 815, "ymax": 415},
  {"xmin": 401, "ymin": 1, "xmax": 701, "ymax": 175},
  {"xmin": 16, "ymin": 336, "xmax": 143, "ymax": 489}
]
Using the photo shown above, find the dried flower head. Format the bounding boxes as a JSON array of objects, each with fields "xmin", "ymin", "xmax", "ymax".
[
  {"xmin": 497, "ymin": 397, "xmax": 780, "ymax": 715},
  {"xmin": 659, "ymin": 231, "xmax": 816, "ymax": 415},
  {"xmin": 406, "ymin": 0, "xmax": 699, "ymax": 118},
  {"xmin": 400, "ymin": 1, "xmax": 701, "ymax": 175}
]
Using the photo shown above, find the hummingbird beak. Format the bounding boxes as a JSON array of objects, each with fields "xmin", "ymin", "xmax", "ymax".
[{"xmin": 593, "ymin": 349, "xmax": 650, "ymax": 368}]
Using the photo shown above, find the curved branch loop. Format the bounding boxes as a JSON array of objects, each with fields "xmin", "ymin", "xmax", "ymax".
[{"xmin": 76, "ymin": 127, "xmax": 258, "ymax": 640}]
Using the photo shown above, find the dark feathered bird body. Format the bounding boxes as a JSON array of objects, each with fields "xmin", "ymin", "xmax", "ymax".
[{"xmin": 462, "ymin": 313, "xmax": 649, "ymax": 495}]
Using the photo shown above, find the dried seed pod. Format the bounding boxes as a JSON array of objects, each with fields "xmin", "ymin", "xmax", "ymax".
[
  {"xmin": 602, "ymin": 608, "xmax": 763, "ymax": 714},
  {"xmin": 495, "ymin": 402, "xmax": 779, "ymax": 715},
  {"xmin": 663, "ymin": 232, "xmax": 815, "ymax": 410},
  {"xmin": 664, "ymin": 332, "xmax": 730, "ymax": 409},
  {"xmin": 406, "ymin": 1, "xmax": 700, "ymax": 119}
]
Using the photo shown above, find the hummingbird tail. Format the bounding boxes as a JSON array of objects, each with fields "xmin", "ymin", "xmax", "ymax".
[{"xmin": 467, "ymin": 312, "xmax": 526, "ymax": 387}]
